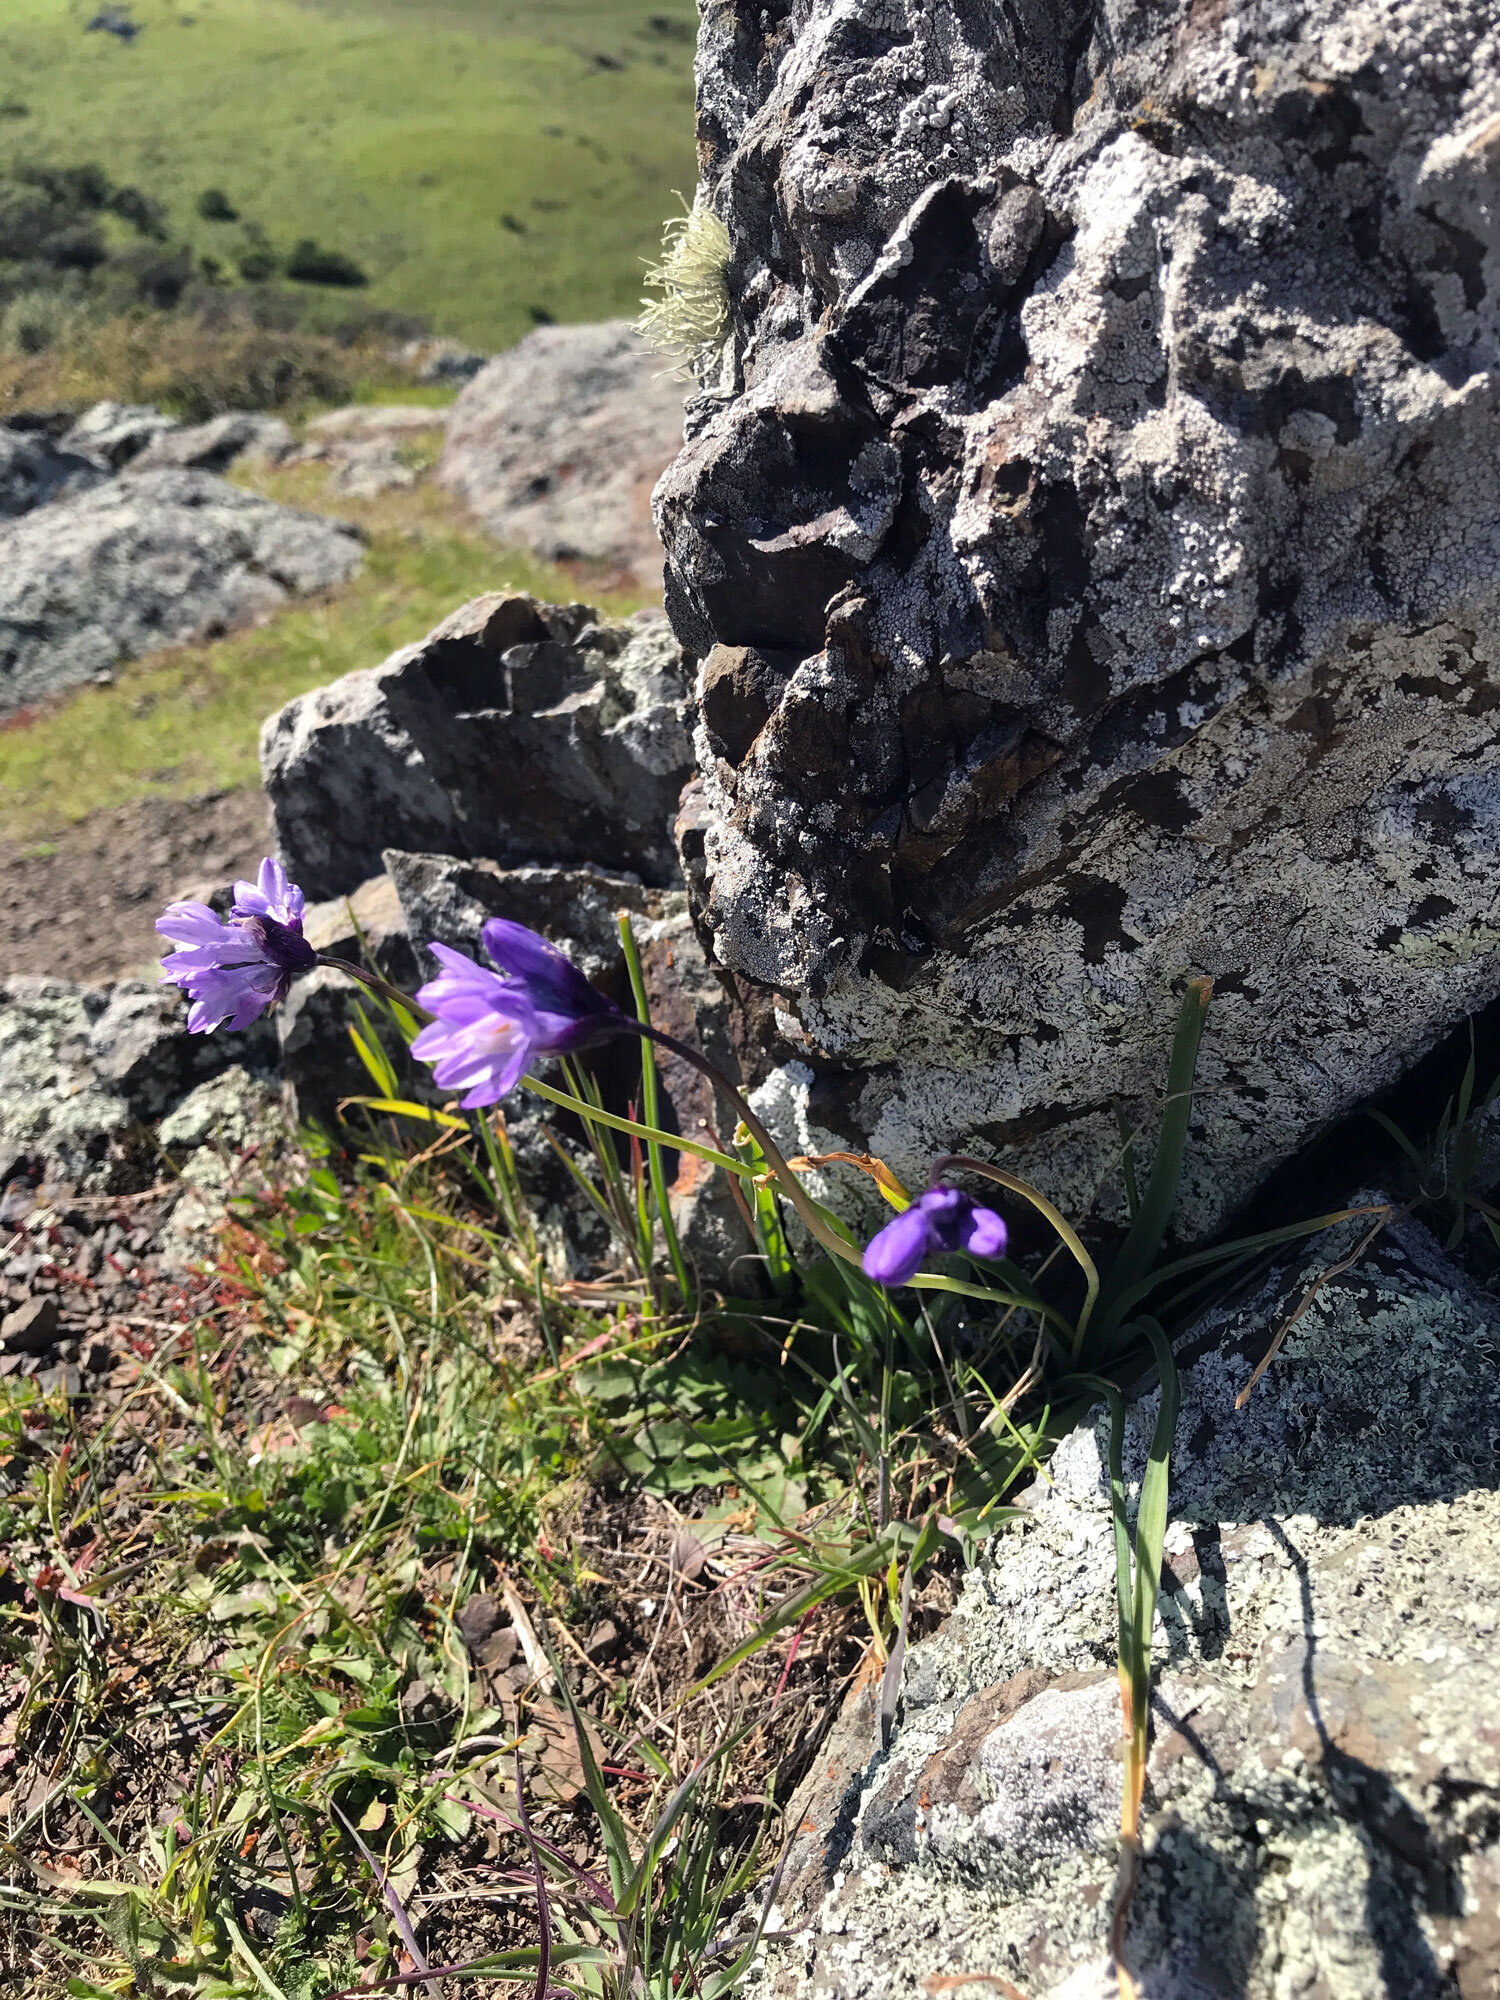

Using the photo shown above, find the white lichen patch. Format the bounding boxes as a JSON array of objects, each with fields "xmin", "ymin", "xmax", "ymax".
[{"xmin": 751, "ymin": 1213, "xmax": 1500, "ymax": 1998}]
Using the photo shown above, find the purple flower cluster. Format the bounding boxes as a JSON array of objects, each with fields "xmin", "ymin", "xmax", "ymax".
[
  {"xmin": 410, "ymin": 919, "xmax": 629, "ymax": 1108},
  {"xmin": 155, "ymin": 865, "xmax": 1004, "ymax": 1295},
  {"xmin": 862, "ymin": 1185, "xmax": 1008, "ymax": 1288},
  {"xmin": 157, "ymin": 858, "xmax": 317, "ymax": 1034}
]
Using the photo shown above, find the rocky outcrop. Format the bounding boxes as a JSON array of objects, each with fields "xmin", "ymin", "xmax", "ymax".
[
  {"xmin": 131, "ymin": 411, "xmax": 295, "ymax": 474},
  {"xmin": 260, "ymin": 594, "xmax": 694, "ymax": 903},
  {"xmin": 0, "ymin": 974, "xmax": 277, "ymax": 1195},
  {"xmin": 60, "ymin": 400, "xmax": 178, "ymax": 468},
  {"xmin": 439, "ymin": 320, "xmax": 685, "ymax": 590},
  {"xmin": 0, "ymin": 468, "xmax": 364, "ymax": 713},
  {"xmin": 659, "ymin": 0, "xmax": 1500, "ymax": 1235},
  {"xmin": 757, "ymin": 1208, "xmax": 1500, "ymax": 1999},
  {"xmin": 0, "ymin": 423, "xmax": 108, "ymax": 518}
]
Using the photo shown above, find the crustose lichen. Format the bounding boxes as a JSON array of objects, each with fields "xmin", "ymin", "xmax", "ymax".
[{"xmin": 637, "ymin": 195, "xmax": 730, "ymax": 376}]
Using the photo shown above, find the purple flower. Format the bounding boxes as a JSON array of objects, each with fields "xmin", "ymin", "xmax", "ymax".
[
  {"xmin": 410, "ymin": 921, "xmax": 627, "ymax": 1109},
  {"xmin": 157, "ymin": 857, "xmax": 317, "ymax": 1034},
  {"xmin": 862, "ymin": 1186, "xmax": 1009, "ymax": 1288}
]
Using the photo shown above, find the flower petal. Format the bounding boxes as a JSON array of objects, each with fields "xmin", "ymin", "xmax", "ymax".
[
  {"xmin": 959, "ymin": 1203, "xmax": 1008, "ymax": 1261},
  {"xmin": 862, "ymin": 1205, "xmax": 937, "ymax": 1287}
]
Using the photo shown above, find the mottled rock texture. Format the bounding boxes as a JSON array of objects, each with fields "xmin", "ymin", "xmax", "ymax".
[
  {"xmin": 0, "ymin": 469, "xmax": 364, "ymax": 714},
  {"xmin": 756, "ymin": 1209, "xmax": 1500, "ymax": 1999},
  {"xmin": 0, "ymin": 423, "xmax": 107, "ymax": 519},
  {"xmin": 440, "ymin": 320, "xmax": 685, "ymax": 590},
  {"xmin": 660, "ymin": 0, "xmax": 1500, "ymax": 1233},
  {"xmin": 261, "ymin": 594, "xmax": 694, "ymax": 903}
]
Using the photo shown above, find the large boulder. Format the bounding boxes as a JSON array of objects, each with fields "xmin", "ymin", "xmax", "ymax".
[
  {"xmin": 0, "ymin": 423, "xmax": 108, "ymax": 519},
  {"xmin": 758, "ymin": 1208, "xmax": 1500, "ymax": 1999},
  {"xmin": 0, "ymin": 469, "xmax": 364, "ymax": 714},
  {"xmin": 439, "ymin": 320, "xmax": 685, "ymax": 591},
  {"xmin": 260, "ymin": 594, "xmax": 694, "ymax": 903},
  {"xmin": 659, "ymin": 0, "xmax": 1500, "ymax": 1235}
]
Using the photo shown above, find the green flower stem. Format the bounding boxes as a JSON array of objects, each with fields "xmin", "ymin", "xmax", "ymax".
[
  {"xmin": 636, "ymin": 1022, "xmax": 867, "ymax": 1274},
  {"xmin": 932, "ymin": 1152, "xmax": 1100, "ymax": 1353},
  {"xmin": 318, "ymin": 954, "xmax": 433, "ymax": 1024}
]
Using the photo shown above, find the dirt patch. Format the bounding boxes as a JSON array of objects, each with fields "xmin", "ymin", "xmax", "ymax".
[{"xmin": 0, "ymin": 789, "xmax": 271, "ymax": 984}]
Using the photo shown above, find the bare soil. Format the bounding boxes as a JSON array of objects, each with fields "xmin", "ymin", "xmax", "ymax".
[{"xmin": 0, "ymin": 789, "xmax": 272, "ymax": 984}]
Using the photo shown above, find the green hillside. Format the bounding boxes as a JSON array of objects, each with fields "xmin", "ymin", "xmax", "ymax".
[{"xmin": 0, "ymin": 0, "xmax": 699, "ymax": 347}]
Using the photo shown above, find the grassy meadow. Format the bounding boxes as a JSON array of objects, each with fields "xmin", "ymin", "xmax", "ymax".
[{"xmin": 0, "ymin": 0, "xmax": 699, "ymax": 347}]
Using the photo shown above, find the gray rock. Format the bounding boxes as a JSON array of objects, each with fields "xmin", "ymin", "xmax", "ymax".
[
  {"xmin": 757, "ymin": 1208, "xmax": 1500, "ymax": 1999},
  {"xmin": 0, "ymin": 467, "xmax": 365, "ymax": 713},
  {"xmin": 328, "ymin": 438, "xmax": 417, "ymax": 499},
  {"xmin": 87, "ymin": 979, "xmax": 276, "ymax": 1120},
  {"xmin": 0, "ymin": 1295, "xmax": 60, "ymax": 1356},
  {"xmin": 60, "ymin": 399, "xmax": 178, "ymax": 468},
  {"xmin": 274, "ymin": 965, "xmax": 383, "ymax": 1133},
  {"xmin": 661, "ymin": 0, "xmax": 1500, "ymax": 1237},
  {"xmin": 260, "ymin": 593, "xmax": 693, "ymax": 902},
  {"xmin": 439, "ymin": 320, "xmax": 685, "ymax": 590},
  {"xmin": 130, "ymin": 411, "xmax": 296, "ymax": 474},
  {"xmin": 0, "ymin": 424, "xmax": 110, "ymax": 519},
  {"xmin": 304, "ymin": 405, "xmax": 446, "ymax": 441},
  {"xmin": 0, "ymin": 977, "xmax": 127, "ymax": 1190},
  {"xmin": 398, "ymin": 336, "xmax": 487, "ymax": 386},
  {"xmin": 302, "ymin": 871, "xmax": 420, "ymax": 989},
  {"xmin": 383, "ymin": 849, "xmax": 652, "ymax": 982},
  {"xmin": 157, "ymin": 1065, "xmax": 284, "ymax": 1153}
]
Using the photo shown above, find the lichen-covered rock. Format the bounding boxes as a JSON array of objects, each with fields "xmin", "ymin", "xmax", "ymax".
[
  {"xmin": 59, "ymin": 400, "xmax": 178, "ymax": 468},
  {"xmin": 0, "ymin": 422, "xmax": 108, "ymax": 518},
  {"xmin": 661, "ymin": 0, "xmax": 1500, "ymax": 1233},
  {"xmin": 0, "ymin": 979, "xmax": 127, "ymax": 1191},
  {"xmin": 260, "ymin": 594, "xmax": 694, "ymax": 902},
  {"xmin": 130, "ymin": 411, "xmax": 296, "ymax": 474},
  {"xmin": 439, "ymin": 320, "xmax": 685, "ymax": 590},
  {"xmin": 756, "ymin": 1209, "xmax": 1500, "ymax": 1999},
  {"xmin": 0, "ymin": 469, "xmax": 364, "ymax": 714}
]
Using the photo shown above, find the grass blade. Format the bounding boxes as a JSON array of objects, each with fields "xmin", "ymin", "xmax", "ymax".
[
  {"xmin": 1095, "ymin": 978, "xmax": 1213, "ymax": 1340},
  {"xmin": 620, "ymin": 912, "xmax": 694, "ymax": 1306}
]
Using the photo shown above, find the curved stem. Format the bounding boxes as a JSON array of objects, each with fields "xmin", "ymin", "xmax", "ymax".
[
  {"xmin": 318, "ymin": 954, "xmax": 434, "ymax": 1024},
  {"xmin": 933, "ymin": 1153, "xmax": 1099, "ymax": 1356},
  {"xmin": 635, "ymin": 1023, "xmax": 865, "ymax": 1272}
]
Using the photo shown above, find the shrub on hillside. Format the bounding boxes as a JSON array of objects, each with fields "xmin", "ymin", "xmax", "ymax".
[
  {"xmin": 285, "ymin": 239, "xmax": 368, "ymax": 288},
  {"xmin": 196, "ymin": 187, "xmax": 239, "ymax": 223},
  {"xmin": 0, "ymin": 310, "xmax": 358, "ymax": 419},
  {"xmin": 0, "ymin": 288, "xmax": 76, "ymax": 356}
]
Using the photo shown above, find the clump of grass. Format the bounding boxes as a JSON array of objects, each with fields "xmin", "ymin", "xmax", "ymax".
[
  {"xmin": 0, "ymin": 930, "xmax": 1393, "ymax": 1994},
  {"xmin": 638, "ymin": 195, "xmax": 730, "ymax": 376}
]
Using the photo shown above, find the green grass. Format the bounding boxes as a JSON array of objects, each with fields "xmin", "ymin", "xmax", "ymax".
[
  {"xmin": 0, "ymin": 458, "xmax": 649, "ymax": 843},
  {"xmin": 0, "ymin": 0, "xmax": 699, "ymax": 347}
]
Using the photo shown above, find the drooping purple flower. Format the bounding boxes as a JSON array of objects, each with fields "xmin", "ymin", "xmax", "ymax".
[
  {"xmin": 157, "ymin": 856, "xmax": 317, "ymax": 1034},
  {"xmin": 410, "ymin": 922, "xmax": 628, "ymax": 1109},
  {"xmin": 862, "ymin": 1185, "xmax": 1009, "ymax": 1288}
]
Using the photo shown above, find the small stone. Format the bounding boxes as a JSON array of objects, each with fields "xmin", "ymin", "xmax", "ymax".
[{"xmin": 0, "ymin": 1295, "xmax": 60, "ymax": 1355}]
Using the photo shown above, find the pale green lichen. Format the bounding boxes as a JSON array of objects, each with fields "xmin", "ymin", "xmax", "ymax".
[{"xmin": 637, "ymin": 194, "xmax": 731, "ymax": 377}]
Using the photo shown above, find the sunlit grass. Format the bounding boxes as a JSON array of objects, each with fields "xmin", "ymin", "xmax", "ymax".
[{"xmin": 0, "ymin": 0, "xmax": 699, "ymax": 348}]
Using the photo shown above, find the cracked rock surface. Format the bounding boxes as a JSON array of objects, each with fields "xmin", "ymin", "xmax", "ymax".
[
  {"xmin": 754, "ymin": 1208, "xmax": 1500, "ymax": 1999},
  {"xmin": 261, "ymin": 594, "xmax": 695, "ymax": 903},
  {"xmin": 660, "ymin": 0, "xmax": 1500, "ymax": 1233}
]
